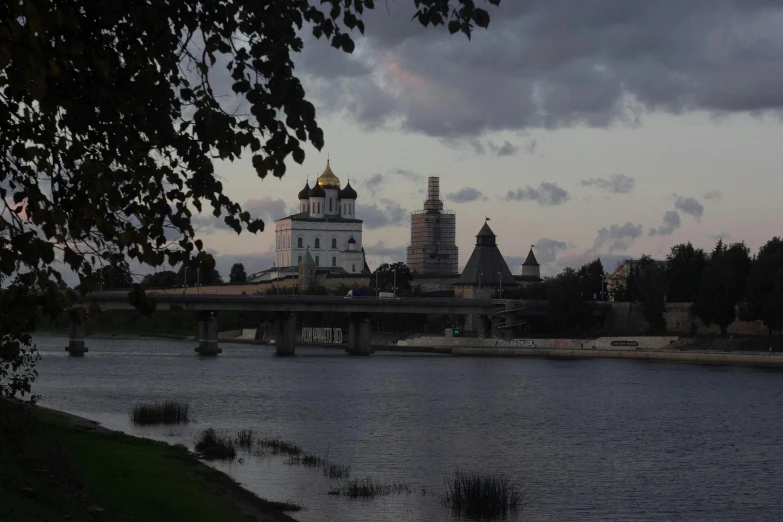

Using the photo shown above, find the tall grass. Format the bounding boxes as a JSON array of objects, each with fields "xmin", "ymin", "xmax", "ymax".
[
  {"xmin": 285, "ymin": 450, "xmax": 351, "ymax": 478},
  {"xmin": 438, "ymin": 470, "xmax": 527, "ymax": 518},
  {"xmin": 328, "ymin": 478, "xmax": 410, "ymax": 498},
  {"xmin": 195, "ymin": 429, "xmax": 236, "ymax": 460},
  {"xmin": 257, "ymin": 438, "xmax": 303, "ymax": 456},
  {"xmin": 130, "ymin": 401, "xmax": 189, "ymax": 425},
  {"xmin": 235, "ymin": 429, "xmax": 254, "ymax": 449}
]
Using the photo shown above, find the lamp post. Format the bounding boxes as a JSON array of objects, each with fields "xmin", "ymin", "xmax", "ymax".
[
  {"xmin": 197, "ymin": 267, "xmax": 200, "ymax": 294},
  {"xmin": 376, "ymin": 270, "xmax": 379, "ymax": 296},
  {"xmin": 393, "ymin": 269, "xmax": 397, "ymax": 296},
  {"xmin": 498, "ymin": 271, "xmax": 502, "ymax": 299}
]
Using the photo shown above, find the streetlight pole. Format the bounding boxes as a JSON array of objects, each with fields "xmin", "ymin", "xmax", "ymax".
[
  {"xmin": 393, "ymin": 269, "xmax": 397, "ymax": 296},
  {"xmin": 376, "ymin": 270, "xmax": 379, "ymax": 296},
  {"xmin": 498, "ymin": 271, "xmax": 502, "ymax": 299},
  {"xmin": 197, "ymin": 267, "xmax": 200, "ymax": 294}
]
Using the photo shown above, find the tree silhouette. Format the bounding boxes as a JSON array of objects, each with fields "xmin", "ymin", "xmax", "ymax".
[
  {"xmin": 0, "ymin": 0, "xmax": 500, "ymax": 399},
  {"xmin": 229, "ymin": 263, "xmax": 248, "ymax": 283}
]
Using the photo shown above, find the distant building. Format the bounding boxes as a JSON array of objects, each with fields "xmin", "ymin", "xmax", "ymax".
[
  {"xmin": 407, "ymin": 177, "xmax": 458, "ymax": 276},
  {"xmin": 605, "ymin": 258, "xmax": 667, "ymax": 300},
  {"xmin": 273, "ymin": 159, "xmax": 366, "ymax": 274},
  {"xmin": 514, "ymin": 246, "xmax": 543, "ymax": 286},
  {"xmin": 249, "ymin": 159, "xmax": 370, "ymax": 288},
  {"xmin": 454, "ymin": 221, "xmax": 518, "ymax": 299}
]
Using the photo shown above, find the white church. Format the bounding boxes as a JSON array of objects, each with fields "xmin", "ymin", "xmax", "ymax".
[{"xmin": 249, "ymin": 160, "xmax": 368, "ymax": 287}]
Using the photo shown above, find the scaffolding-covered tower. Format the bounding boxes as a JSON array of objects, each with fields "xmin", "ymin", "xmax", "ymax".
[{"xmin": 406, "ymin": 177, "xmax": 458, "ymax": 276}]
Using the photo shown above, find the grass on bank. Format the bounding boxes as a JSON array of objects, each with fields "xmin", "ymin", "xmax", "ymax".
[
  {"xmin": 438, "ymin": 470, "xmax": 527, "ymax": 518},
  {"xmin": 130, "ymin": 401, "xmax": 190, "ymax": 425},
  {"xmin": 195, "ymin": 428, "xmax": 237, "ymax": 460},
  {"xmin": 0, "ymin": 401, "xmax": 298, "ymax": 522}
]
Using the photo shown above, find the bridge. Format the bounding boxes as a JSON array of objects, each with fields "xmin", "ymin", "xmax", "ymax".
[
  {"xmin": 68, "ymin": 293, "xmax": 506, "ymax": 357},
  {"xmin": 67, "ymin": 293, "xmax": 610, "ymax": 357}
]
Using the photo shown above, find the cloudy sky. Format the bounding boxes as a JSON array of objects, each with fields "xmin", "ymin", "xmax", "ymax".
[{"xmin": 198, "ymin": 0, "xmax": 783, "ymax": 278}]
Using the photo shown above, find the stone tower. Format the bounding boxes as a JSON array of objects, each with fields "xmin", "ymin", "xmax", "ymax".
[
  {"xmin": 298, "ymin": 248, "xmax": 316, "ymax": 291},
  {"xmin": 406, "ymin": 177, "xmax": 458, "ymax": 276}
]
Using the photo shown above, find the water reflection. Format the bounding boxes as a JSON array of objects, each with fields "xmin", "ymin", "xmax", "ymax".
[{"xmin": 32, "ymin": 336, "xmax": 783, "ymax": 521}]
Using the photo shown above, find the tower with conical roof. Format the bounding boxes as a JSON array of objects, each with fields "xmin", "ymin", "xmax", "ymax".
[
  {"xmin": 521, "ymin": 245, "xmax": 541, "ymax": 280},
  {"xmin": 455, "ymin": 220, "xmax": 517, "ymax": 298},
  {"xmin": 406, "ymin": 177, "xmax": 458, "ymax": 276},
  {"xmin": 298, "ymin": 248, "xmax": 316, "ymax": 291}
]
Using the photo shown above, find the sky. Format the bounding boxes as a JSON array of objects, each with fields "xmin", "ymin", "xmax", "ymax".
[{"xmin": 191, "ymin": 0, "xmax": 783, "ymax": 280}]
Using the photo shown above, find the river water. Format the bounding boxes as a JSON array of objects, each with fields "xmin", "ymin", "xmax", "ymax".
[{"xmin": 32, "ymin": 336, "xmax": 783, "ymax": 521}]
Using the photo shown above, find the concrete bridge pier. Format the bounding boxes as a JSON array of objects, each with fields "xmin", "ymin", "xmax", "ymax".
[
  {"xmin": 346, "ymin": 314, "xmax": 373, "ymax": 355},
  {"xmin": 195, "ymin": 311, "xmax": 222, "ymax": 355},
  {"xmin": 275, "ymin": 312, "xmax": 297, "ymax": 356},
  {"xmin": 66, "ymin": 314, "xmax": 88, "ymax": 356}
]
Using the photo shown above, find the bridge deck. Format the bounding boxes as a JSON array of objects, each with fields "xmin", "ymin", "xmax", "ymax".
[{"xmin": 78, "ymin": 292, "xmax": 505, "ymax": 315}]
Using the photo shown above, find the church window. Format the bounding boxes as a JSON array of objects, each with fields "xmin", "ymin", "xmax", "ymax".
[
  {"xmin": 329, "ymin": 198, "xmax": 332, "ymax": 212},
  {"xmin": 315, "ymin": 238, "xmax": 320, "ymax": 249},
  {"xmin": 315, "ymin": 256, "xmax": 319, "ymax": 266},
  {"xmin": 298, "ymin": 255, "xmax": 302, "ymax": 264},
  {"xmin": 297, "ymin": 237, "xmax": 303, "ymax": 248},
  {"xmin": 352, "ymin": 264, "xmax": 356, "ymax": 272},
  {"xmin": 332, "ymin": 257, "xmax": 336, "ymax": 267},
  {"xmin": 331, "ymin": 238, "xmax": 337, "ymax": 249}
]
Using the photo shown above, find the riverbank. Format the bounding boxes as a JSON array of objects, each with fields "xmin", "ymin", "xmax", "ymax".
[{"xmin": 0, "ymin": 401, "xmax": 298, "ymax": 522}]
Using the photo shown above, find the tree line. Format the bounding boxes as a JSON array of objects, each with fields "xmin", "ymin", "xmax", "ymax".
[{"xmin": 512, "ymin": 237, "xmax": 783, "ymax": 336}]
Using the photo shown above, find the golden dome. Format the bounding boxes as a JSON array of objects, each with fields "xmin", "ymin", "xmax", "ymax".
[{"xmin": 317, "ymin": 159, "xmax": 341, "ymax": 189}]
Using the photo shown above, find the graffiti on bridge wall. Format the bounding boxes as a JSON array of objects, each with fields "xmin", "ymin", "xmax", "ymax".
[
  {"xmin": 495, "ymin": 339, "xmax": 536, "ymax": 348},
  {"xmin": 301, "ymin": 327, "xmax": 343, "ymax": 344}
]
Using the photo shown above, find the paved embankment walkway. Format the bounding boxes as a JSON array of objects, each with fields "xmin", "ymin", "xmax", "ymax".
[{"xmin": 392, "ymin": 336, "xmax": 783, "ymax": 367}]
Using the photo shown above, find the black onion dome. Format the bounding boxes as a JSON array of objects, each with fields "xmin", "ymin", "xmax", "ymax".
[
  {"xmin": 298, "ymin": 182, "xmax": 311, "ymax": 200},
  {"xmin": 308, "ymin": 182, "xmax": 326, "ymax": 198},
  {"xmin": 339, "ymin": 181, "xmax": 358, "ymax": 200}
]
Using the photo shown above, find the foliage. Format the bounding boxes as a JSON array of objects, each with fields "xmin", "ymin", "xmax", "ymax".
[
  {"xmin": 0, "ymin": 283, "xmax": 40, "ymax": 401},
  {"xmin": 371, "ymin": 262, "xmax": 412, "ymax": 293},
  {"xmin": 438, "ymin": 470, "xmax": 527, "ymax": 519},
  {"xmin": 229, "ymin": 263, "xmax": 247, "ymax": 283},
  {"xmin": 637, "ymin": 255, "xmax": 667, "ymax": 331},
  {"xmin": 97, "ymin": 264, "xmax": 134, "ymax": 290},
  {"xmin": 694, "ymin": 257, "xmax": 737, "ymax": 335},
  {"xmin": 546, "ymin": 268, "xmax": 589, "ymax": 333},
  {"xmin": 577, "ymin": 258, "xmax": 605, "ymax": 300},
  {"xmin": 665, "ymin": 243, "xmax": 708, "ymax": 302},
  {"xmin": 141, "ymin": 270, "xmax": 178, "ymax": 289},
  {"xmin": 176, "ymin": 264, "xmax": 222, "ymax": 286},
  {"xmin": 0, "ymin": 0, "xmax": 498, "ymax": 408},
  {"xmin": 746, "ymin": 237, "xmax": 783, "ymax": 335}
]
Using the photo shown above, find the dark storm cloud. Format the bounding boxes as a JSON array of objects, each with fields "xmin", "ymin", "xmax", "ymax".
[
  {"xmin": 703, "ymin": 190, "xmax": 722, "ymax": 200},
  {"xmin": 579, "ymin": 174, "xmax": 636, "ymax": 194},
  {"xmin": 297, "ymin": 1, "xmax": 783, "ymax": 138},
  {"xmin": 356, "ymin": 198, "xmax": 407, "ymax": 229},
  {"xmin": 446, "ymin": 187, "xmax": 484, "ymax": 203},
  {"xmin": 649, "ymin": 211, "xmax": 681, "ymax": 236},
  {"xmin": 593, "ymin": 222, "xmax": 644, "ymax": 252},
  {"xmin": 505, "ymin": 182, "xmax": 570, "ymax": 206},
  {"xmin": 673, "ymin": 195, "xmax": 705, "ymax": 221}
]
